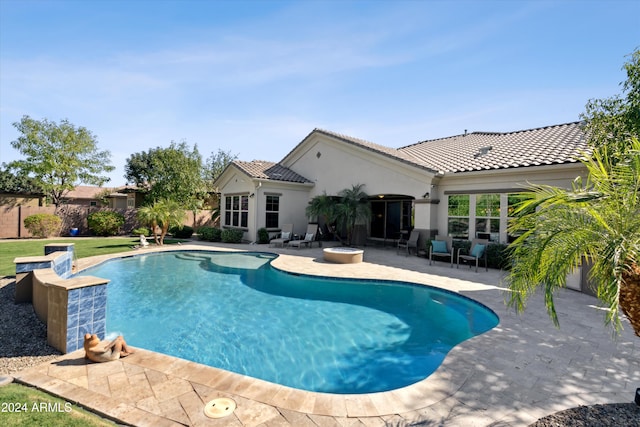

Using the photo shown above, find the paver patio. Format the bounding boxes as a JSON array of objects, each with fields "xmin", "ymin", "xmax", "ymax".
[{"xmin": 11, "ymin": 241, "xmax": 640, "ymax": 426}]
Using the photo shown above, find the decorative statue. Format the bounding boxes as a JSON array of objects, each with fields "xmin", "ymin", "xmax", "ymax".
[{"xmin": 83, "ymin": 334, "xmax": 134, "ymax": 363}]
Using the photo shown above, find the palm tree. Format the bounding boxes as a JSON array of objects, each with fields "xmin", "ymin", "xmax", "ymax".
[
  {"xmin": 137, "ymin": 199, "xmax": 186, "ymax": 245},
  {"xmin": 507, "ymin": 138, "xmax": 640, "ymax": 336},
  {"xmin": 335, "ymin": 184, "xmax": 371, "ymax": 247},
  {"xmin": 306, "ymin": 192, "xmax": 337, "ymax": 224},
  {"xmin": 306, "ymin": 192, "xmax": 339, "ymax": 241}
]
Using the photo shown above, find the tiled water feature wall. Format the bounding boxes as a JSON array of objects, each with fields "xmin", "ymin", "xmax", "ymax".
[{"xmin": 14, "ymin": 243, "xmax": 109, "ymax": 353}]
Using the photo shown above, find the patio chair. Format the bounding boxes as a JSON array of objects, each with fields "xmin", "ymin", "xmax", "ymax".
[
  {"xmin": 288, "ymin": 224, "xmax": 321, "ymax": 248},
  {"xmin": 269, "ymin": 224, "xmax": 294, "ymax": 247},
  {"xmin": 397, "ymin": 229, "xmax": 420, "ymax": 256},
  {"xmin": 429, "ymin": 235, "xmax": 454, "ymax": 267},
  {"xmin": 457, "ymin": 238, "xmax": 489, "ymax": 272}
]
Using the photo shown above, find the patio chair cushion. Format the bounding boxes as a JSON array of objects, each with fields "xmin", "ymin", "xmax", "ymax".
[
  {"xmin": 304, "ymin": 233, "xmax": 314, "ymax": 241},
  {"xmin": 281, "ymin": 231, "xmax": 291, "ymax": 239},
  {"xmin": 471, "ymin": 244, "xmax": 486, "ymax": 258},
  {"xmin": 431, "ymin": 240, "xmax": 448, "ymax": 253}
]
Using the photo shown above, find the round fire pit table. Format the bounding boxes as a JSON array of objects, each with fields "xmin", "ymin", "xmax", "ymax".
[{"xmin": 323, "ymin": 247, "xmax": 364, "ymax": 264}]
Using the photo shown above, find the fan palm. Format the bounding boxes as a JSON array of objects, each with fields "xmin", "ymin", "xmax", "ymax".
[
  {"xmin": 507, "ymin": 138, "xmax": 640, "ymax": 336},
  {"xmin": 335, "ymin": 184, "xmax": 371, "ymax": 247},
  {"xmin": 137, "ymin": 199, "xmax": 186, "ymax": 245}
]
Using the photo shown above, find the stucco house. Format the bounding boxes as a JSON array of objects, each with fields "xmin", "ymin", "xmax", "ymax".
[{"xmin": 214, "ymin": 121, "xmax": 589, "ymax": 248}]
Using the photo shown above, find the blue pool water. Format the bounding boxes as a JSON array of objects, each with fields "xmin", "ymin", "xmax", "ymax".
[{"xmin": 78, "ymin": 251, "xmax": 498, "ymax": 394}]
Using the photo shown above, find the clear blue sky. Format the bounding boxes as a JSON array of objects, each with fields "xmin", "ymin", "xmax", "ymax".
[{"xmin": 1, "ymin": 0, "xmax": 638, "ymax": 186}]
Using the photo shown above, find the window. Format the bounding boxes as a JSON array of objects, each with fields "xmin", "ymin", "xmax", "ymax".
[
  {"xmin": 475, "ymin": 194, "xmax": 500, "ymax": 241},
  {"xmin": 126, "ymin": 198, "xmax": 135, "ymax": 209},
  {"xmin": 447, "ymin": 195, "xmax": 469, "ymax": 238},
  {"xmin": 224, "ymin": 195, "xmax": 248, "ymax": 228},
  {"xmin": 90, "ymin": 201, "xmax": 97, "ymax": 207},
  {"xmin": 265, "ymin": 195, "xmax": 279, "ymax": 228},
  {"xmin": 507, "ymin": 193, "xmax": 531, "ymax": 242}
]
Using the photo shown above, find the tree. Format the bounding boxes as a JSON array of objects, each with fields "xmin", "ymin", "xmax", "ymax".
[
  {"xmin": 205, "ymin": 149, "xmax": 237, "ymax": 226},
  {"xmin": 7, "ymin": 116, "xmax": 114, "ymax": 205},
  {"xmin": 124, "ymin": 141, "xmax": 206, "ymax": 207},
  {"xmin": 206, "ymin": 149, "xmax": 237, "ymax": 184},
  {"xmin": 581, "ymin": 49, "xmax": 640, "ymax": 162},
  {"xmin": 507, "ymin": 140, "xmax": 640, "ymax": 335},
  {"xmin": 306, "ymin": 192, "xmax": 340, "ymax": 242},
  {"xmin": 335, "ymin": 184, "xmax": 371, "ymax": 247},
  {"xmin": 306, "ymin": 192, "xmax": 337, "ymax": 224},
  {"xmin": 507, "ymin": 50, "xmax": 640, "ymax": 336},
  {"xmin": 0, "ymin": 165, "xmax": 42, "ymax": 194},
  {"xmin": 137, "ymin": 199, "xmax": 186, "ymax": 245}
]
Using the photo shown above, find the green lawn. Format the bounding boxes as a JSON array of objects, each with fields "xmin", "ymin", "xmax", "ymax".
[
  {"xmin": 0, "ymin": 237, "xmax": 185, "ymax": 277},
  {"xmin": 0, "ymin": 383, "xmax": 116, "ymax": 426}
]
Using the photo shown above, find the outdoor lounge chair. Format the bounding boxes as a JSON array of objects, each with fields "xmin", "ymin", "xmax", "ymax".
[
  {"xmin": 429, "ymin": 235, "xmax": 453, "ymax": 267},
  {"xmin": 288, "ymin": 224, "xmax": 321, "ymax": 248},
  {"xmin": 397, "ymin": 229, "xmax": 420, "ymax": 256},
  {"xmin": 457, "ymin": 238, "xmax": 489, "ymax": 272},
  {"xmin": 269, "ymin": 224, "xmax": 294, "ymax": 247}
]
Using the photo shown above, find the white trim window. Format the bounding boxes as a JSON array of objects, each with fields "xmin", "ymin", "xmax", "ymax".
[
  {"xmin": 447, "ymin": 195, "xmax": 469, "ymax": 239},
  {"xmin": 475, "ymin": 194, "xmax": 500, "ymax": 241},
  {"xmin": 225, "ymin": 195, "xmax": 248, "ymax": 228},
  {"xmin": 265, "ymin": 195, "xmax": 279, "ymax": 228}
]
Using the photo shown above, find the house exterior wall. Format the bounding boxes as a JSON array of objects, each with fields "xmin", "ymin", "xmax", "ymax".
[
  {"xmin": 434, "ymin": 163, "xmax": 587, "ymax": 243},
  {"xmin": 283, "ymin": 134, "xmax": 434, "ymax": 199},
  {"xmin": 216, "ymin": 129, "xmax": 589, "ymax": 249},
  {"xmin": 253, "ymin": 182, "xmax": 311, "ymax": 240}
]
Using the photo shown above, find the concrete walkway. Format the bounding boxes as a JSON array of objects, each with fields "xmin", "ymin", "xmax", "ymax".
[{"xmin": 13, "ymin": 241, "xmax": 639, "ymax": 426}]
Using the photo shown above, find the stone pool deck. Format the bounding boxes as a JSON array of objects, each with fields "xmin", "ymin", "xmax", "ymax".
[{"xmin": 12, "ymin": 241, "xmax": 640, "ymax": 426}]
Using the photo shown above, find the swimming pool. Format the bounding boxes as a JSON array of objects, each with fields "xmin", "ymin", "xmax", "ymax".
[{"xmin": 78, "ymin": 251, "xmax": 498, "ymax": 394}]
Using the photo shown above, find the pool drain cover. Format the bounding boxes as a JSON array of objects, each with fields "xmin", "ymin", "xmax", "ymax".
[{"xmin": 204, "ymin": 397, "xmax": 236, "ymax": 419}]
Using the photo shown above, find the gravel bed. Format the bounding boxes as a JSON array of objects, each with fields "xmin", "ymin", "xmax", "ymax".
[
  {"xmin": 529, "ymin": 403, "xmax": 640, "ymax": 426},
  {"xmin": 1, "ymin": 276, "xmax": 638, "ymax": 426},
  {"xmin": 0, "ymin": 277, "xmax": 60, "ymax": 376}
]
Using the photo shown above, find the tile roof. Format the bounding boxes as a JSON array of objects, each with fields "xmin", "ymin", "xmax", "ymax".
[
  {"xmin": 63, "ymin": 185, "xmax": 110, "ymax": 199},
  {"xmin": 232, "ymin": 160, "xmax": 312, "ymax": 183},
  {"xmin": 398, "ymin": 122, "xmax": 589, "ymax": 173}
]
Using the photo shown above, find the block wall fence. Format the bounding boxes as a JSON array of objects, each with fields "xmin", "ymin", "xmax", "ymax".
[{"xmin": 0, "ymin": 205, "xmax": 213, "ymax": 238}]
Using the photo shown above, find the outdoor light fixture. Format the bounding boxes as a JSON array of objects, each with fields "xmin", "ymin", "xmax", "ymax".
[{"xmin": 423, "ymin": 192, "xmax": 430, "ymax": 198}]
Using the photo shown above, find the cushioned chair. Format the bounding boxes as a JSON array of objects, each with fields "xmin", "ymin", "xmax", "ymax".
[
  {"xmin": 457, "ymin": 238, "xmax": 489, "ymax": 272},
  {"xmin": 269, "ymin": 224, "xmax": 294, "ymax": 247},
  {"xmin": 397, "ymin": 229, "xmax": 420, "ymax": 256},
  {"xmin": 288, "ymin": 224, "xmax": 321, "ymax": 249},
  {"xmin": 429, "ymin": 235, "xmax": 453, "ymax": 267}
]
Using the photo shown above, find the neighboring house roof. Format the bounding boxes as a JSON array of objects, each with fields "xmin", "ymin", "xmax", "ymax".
[
  {"xmin": 63, "ymin": 186, "xmax": 108, "ymax": 200},
  {"xmin": 232, "ymin": 160, "xmax": 313, "ymax": 184},
  {"xmin": 398, "ymin": 121, "xmax": 589, "ymax": 173}
]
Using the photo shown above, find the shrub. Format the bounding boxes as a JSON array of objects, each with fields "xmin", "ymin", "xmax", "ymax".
[
  {"xmin": 487, "ymin": 242, "xmax": 510, "ymax": 270},
  {"xmin": 169, "ymin": 225, "xmax": 194, "ymax": 238},
  {"xmin": 23, "ymin": 213, "xmax": 62, "ymax": 238},
  {"xmin": 87, "ymin": 211, "xmax": 125, "ymax": 236},
  {"xmin": 257, "ymin": 227, "xmax": 270, "ymax": 244},
  {"xmin": 221, "ymin": 228, "xmax": 244, "ymax": 243},
  {"xmin": 132, "ymin": 227, "xmax": 150, "ymax": 237},
  {"xmin": 197, "ymin": 226, "xmax": 222, "ymax": 242}
]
